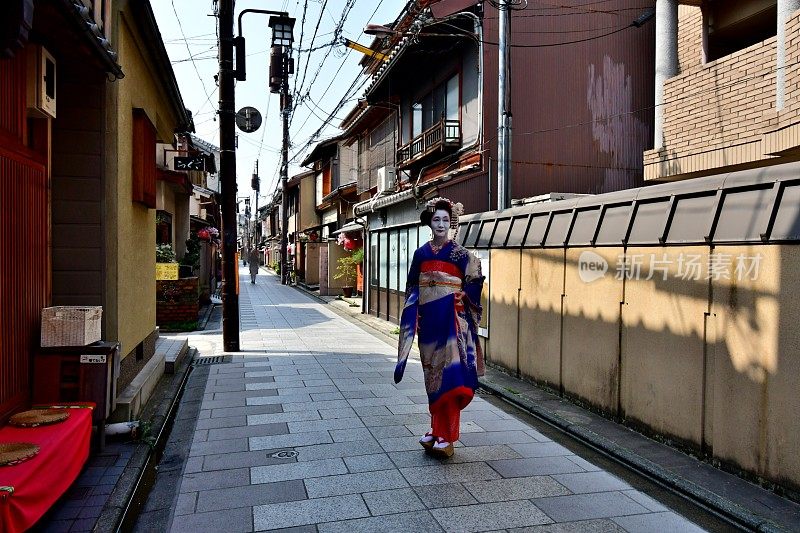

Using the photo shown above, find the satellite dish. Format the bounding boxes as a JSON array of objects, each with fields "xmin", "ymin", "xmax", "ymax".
[{"xmin": 235, "ymin": 106, "xmax": 262, "ymax": 133}]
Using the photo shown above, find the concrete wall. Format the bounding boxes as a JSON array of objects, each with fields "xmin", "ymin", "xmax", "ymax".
[
  {"xmin": 299, "ymin": 176, "xmax": 318, "ymax": 231},
  {"xmin": 326, "ymin": 242, "xmax": 349, "ymax": 294},
  {"xmin": 483, "ymin": 244, "xmax": 800, "ymax": 492},
  {"xmin": 105, "ymin": 10, "xmax": 184, "ymax": 361}
]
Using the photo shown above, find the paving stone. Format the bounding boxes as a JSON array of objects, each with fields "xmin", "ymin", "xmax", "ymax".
[
  {"xmin": 247, "ymin": 393, "xmax": 312, "ymax": 405},
  {"xmin": 508, "ymin": 442, "xmax": 573, "ymax": 458},
  {"xmin": 378, "ymin": 435, "xmax": 429, "ymax": 452},
  {"xmin": 170, "ymin": 506, "xmax": 253, "ymax": 532},
  {"xmin": 459, "ymin": 431, "xmax": 540, "ymax": 447},
  {"xmin": 621, "ymin": 490, "xmax": 669, "ymax": 512},
  {"xmin": 287, "ymin": 417, "xmax": 364, "ymax": 433},
  {"xmin": 253, "ymin": 494, "xmax": 369, "ymax": 530},
  {"xmin": 207, "ymin": 422, "xmax": 288, "ymax": 441},
  {"xmin": 318, "ymin": 407, "xmax": 358, "ymax": 419},
  {"xmin": 368, "ymin": 425, "xmax": 413, "ymax": 438},
  {"xmin": 360, "ymin": 413, "xmax": 432, "ymax": 427},
  {"xmin": 251, "ymin": 458, "xmax": 347, "ymax": 483},
  {"xmin": 250, "ymin": 430, "xmax": 333, "ymax": 450},
  {"xmin": 311, "ymin": 392, "xmax": 346, "ymax": 401},
  {"xmin": 464, "ymin": 476, "xmax": 571, "ymax": 502},
  {"xmin": 175, "ymin": 492, "xmax": 197, "ymax": 516},
  {"xmin": 281, "ymin": 399, "xmax": 350, "ymax": 412},
  {"xmin": 304, "ymin": 469, "xmax": 407, "ymax": 498},
  {"xmin": 212, "ymin": 404, "xmax": 283, "ymax": 418},
  {"xmin": 551, "ymin": 471, "xmax": 631, "ymax": 494},
  {"xmin": 430, "ymin": 500, "xmax": 552, "ymax": 530},
  {"xmin": 195, "ymin": 480, "xmax": 307, "ymax": 513},
  {"xmin": 400, "ymin": 462, "xmax": 502, "ymax": 486},
  {"xmin": 389, "ymin": 445, "xmax": 520, "ymax": 468},
  {"xmin": 343, "ymin": 453, "xmax": 395, "ymax": 473},
  {"xmin": 345, "ymin": 396, "xmax": 413, "ymax": 407},
  {"xmin": 532, "ymin": 491, "xmax": 649, "ymax": 522},
  {"xmin": 386, "ymin": 403, "xmax": 434, "ymax": 415},
  {"xmin": 611, "ymin": 511, "xmax": 707, "ymax": 532},
  {"xmin": 488, "ymin": 457, "xmax": 589, "ymax": 477},
  {"xmin": 202, "ymin": 450, "xmax": 297, "ymax": 471},
  {"xmin": 180, "ymin": 468, "xmax": 249, "ymax": 492},
  {"xmin": 188, "ymin": 438, "xmax": 249, "ymax": 457},
  {"xmin": 196, "ymin": 415, "xmax": 248, "ymax": 430},
  {"xmin": 318, "ymin": 510, "xmax": 442, "ymax": 532},
  {"xmin": 340, "ymin": 390, "xmax": 376, "ymax": 399},
  {"xmin": 361, "ymin": 487, "xmax": 426, "ymax": 516},
  {"xmin": 293, "ymin": 439, "xmax": 384, "ymax": 461},
  {"xmin": 565, "ymin": 455, "xmax": 601, "ymax": 472},
  {"xmin": 508, "ymin": 518, "xmax": 625, "ymax": 532},
  {"xmin": 329, "ymin": 427, "xmax": 373, "ymax": 443},
  {"xmin": 247, "ymin": 411, "xmax": 321, "ymax": 425}
]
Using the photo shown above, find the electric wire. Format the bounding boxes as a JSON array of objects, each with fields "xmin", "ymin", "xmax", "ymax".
[{"xmin": 171, "ymin": 0, "xmax": 216, "ymax": 113}]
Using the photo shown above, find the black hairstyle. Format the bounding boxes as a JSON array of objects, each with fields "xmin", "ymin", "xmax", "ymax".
[{"xmin": 420, "ymin": 199, "xmax": 453, "ymax": 227}]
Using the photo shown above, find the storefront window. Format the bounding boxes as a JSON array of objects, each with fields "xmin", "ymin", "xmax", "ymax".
[
  {"xmin": 389, "ymin": 231, "xmax": 399, "ymax": 291},
  {"xmin": 370, "ymin": 232, "xmax": 379, "ymax": 286},
  {"xmin": 379, "ymin": 231, "xmax": 388, "ymax": 289},
  {"xmin": 399, "ymin": 229, "xmax": 408, "ymax": 293}
]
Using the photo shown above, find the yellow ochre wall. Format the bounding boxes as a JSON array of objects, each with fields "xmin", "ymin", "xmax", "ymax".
[
  {"xmin": 482, "ymin": 244, "xmax": 800, "ymax": 492},
  {"xmin": 105, "ymin": 12, "xmax": 185, "ymax": 360}
]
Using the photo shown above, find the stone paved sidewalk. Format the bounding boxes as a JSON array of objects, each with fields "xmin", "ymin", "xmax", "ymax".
[{"xmin": 153, "ymin": 269, "xmax": 709, "ymax": 532}]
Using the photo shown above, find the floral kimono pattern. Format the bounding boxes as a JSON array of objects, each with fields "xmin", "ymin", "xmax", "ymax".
[{"xmin": 395, "ymin": 240, "xmax": 485, "ymax": 443}]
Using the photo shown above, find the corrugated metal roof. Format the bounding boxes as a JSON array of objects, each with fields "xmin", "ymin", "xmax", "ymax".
[{"xmin": 458, "ymin": 161, "xmax": 800, "ymax": 247}]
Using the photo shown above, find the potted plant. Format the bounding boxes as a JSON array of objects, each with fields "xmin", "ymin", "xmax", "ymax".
[{"xmin": 333, "ymin": 255, "xmax": 357, "ymax": 297}]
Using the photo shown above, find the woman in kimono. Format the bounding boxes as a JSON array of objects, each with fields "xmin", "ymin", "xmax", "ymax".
[
  {"xmin": 394, "ymin": 197, "xmax": 485, "ymax": 458},
  {"xmin": 248, "ymin": 247, "xmax": 260, "ymax": 284}
]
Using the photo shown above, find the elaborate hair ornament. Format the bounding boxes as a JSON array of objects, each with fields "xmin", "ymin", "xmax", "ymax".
[{"xmin": 425, "ymin": 196, "xmax": 465, "ymax": 232}]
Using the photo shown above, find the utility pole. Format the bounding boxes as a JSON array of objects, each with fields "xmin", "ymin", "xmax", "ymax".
[
  {"xmin": 218, "ymin": 0, "xmax": 239, "ymax": 351},
  {"xmin": 252, "ymin": 159, "xmax": 260, "ymax": 248},
  {"xmin": 497, "ymin": 0, "xmax": 512, "ymax": 210},
  {"xmin": 280, "ymin": 90, "xmax": 291, "ymax": 285}
]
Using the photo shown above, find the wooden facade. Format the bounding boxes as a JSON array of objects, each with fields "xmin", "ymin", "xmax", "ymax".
[{"xmin": 0, "ymin": 49, "xmax": 49, "ymax": 421}]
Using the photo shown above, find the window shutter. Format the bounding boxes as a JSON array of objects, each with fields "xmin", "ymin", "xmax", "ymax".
[{"xmin": 132, "ymin": 109, "xmax": 157, "ymax": 208}]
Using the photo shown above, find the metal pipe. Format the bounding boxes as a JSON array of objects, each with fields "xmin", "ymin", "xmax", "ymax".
[
  {"xmin": 497, "ymin": 1, "xmax": 511, "ymax": 210},
  {"xmin": 654, "ymin": 0, "xmax": 678, "ymax": 148},
  {"xmin": 219, "ymin": 0, "xmax": 239, "ymax": 351},
  {"xmin": 777, "ymin": 0, "xmax": 800, "ymax": 110}
]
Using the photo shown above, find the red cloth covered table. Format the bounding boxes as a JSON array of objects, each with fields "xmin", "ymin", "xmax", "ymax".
[{"xmin": 0, "ymin": 404, "xmax": 94, "ymax": 533}]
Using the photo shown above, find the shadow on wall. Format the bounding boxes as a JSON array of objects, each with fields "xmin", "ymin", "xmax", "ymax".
[{"xmin": 484, "ymin": 245, "xmax": 800, "ymax": 494}]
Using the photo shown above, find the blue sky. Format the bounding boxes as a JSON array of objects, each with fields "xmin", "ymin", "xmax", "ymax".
[{"xmin": 152, "ymin": 0, "xmax": 403, "ymax": 208}]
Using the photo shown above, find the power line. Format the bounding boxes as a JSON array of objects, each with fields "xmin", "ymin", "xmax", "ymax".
[{"xmin": 171, "ymin": 0, "xmax": 216, "ymax": 113}]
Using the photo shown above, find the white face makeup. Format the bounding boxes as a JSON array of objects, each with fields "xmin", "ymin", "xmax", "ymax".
[{"xmin": 430, "ymin": 209, "xmax": 450, "ymax": 241}]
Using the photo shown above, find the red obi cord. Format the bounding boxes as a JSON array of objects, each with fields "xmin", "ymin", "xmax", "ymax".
[{"xmin": 429, "ymin": 386, "xmax": 474, "ymax": 443}]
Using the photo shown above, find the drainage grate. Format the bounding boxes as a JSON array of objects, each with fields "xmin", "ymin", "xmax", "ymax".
[
  {"xmin": 269, "ymin": 450, "xmax": 299, "ymax": 459},
  {"xmin": 475, "ymin": 388, "xmax": 491, "ymax": 396},
  {"xmin": 193, "ymin": 355, "xmax": 232, "ymax": 366}
]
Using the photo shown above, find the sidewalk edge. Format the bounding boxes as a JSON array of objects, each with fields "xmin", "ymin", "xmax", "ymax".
[{"xmin": 478, "ymin": 377, "xmax": 787, "ymax": 533}]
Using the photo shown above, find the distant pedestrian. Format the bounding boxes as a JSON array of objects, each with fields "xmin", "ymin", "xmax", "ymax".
[
  {"xmin": 394, "ymin": 197, "xmax": 485, "ymax": 458},
  {"xmin": 249, "ymin": 247, "xmax": 260, "ymax": 284}
]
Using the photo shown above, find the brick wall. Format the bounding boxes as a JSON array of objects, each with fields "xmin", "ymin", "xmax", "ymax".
[
  {"xmin": 677, "ymin": 6, "xmax": 703, "ymax": 73},
  {"xmin": 156, "ymin": 277, "xmax": 199, "ymax": 330},
  {"xmin": 645, "ymin": 11, "xmax": 800, "ymax": 179},
  {"xmin": 661, "ymin": 37, "xmax": 776, "ymax": 158}
]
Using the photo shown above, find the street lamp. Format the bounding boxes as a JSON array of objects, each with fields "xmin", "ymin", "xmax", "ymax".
[
  {"xmin": 218, "ymin": 2, "xmax": 295, "ymax": 351},
  {"xmin": 269, "ymin": 16, "xmax": 295, "ymax": 47}
]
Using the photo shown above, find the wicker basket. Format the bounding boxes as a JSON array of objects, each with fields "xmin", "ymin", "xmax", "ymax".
[{"xmin": 40, "ymin": 306, "xmax": 102, "ymax": 347}]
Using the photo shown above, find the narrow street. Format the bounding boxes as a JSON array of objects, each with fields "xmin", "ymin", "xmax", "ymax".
[{"xmin": 133, "ymin": 267, "xmax": 716, "ymax": 533}]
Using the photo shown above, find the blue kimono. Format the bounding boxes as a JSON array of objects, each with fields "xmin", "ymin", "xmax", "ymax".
[{"xmin": 395, "ymin": 240, "xmax": 485, "ymax": 443}]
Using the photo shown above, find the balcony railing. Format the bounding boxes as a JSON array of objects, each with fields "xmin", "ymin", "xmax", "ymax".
[{"xmin": 397, "ymin": 118, "xmax": 461, "ymax": 168}]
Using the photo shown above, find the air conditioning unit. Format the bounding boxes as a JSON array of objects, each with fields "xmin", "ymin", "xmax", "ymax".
[
  {"xmin": 377, "ymin": 166, "xmax": 396, "ymax": 193},
  {"xmin": 27, "ymin": 45, "xmax": 57, "ymax": 119}
]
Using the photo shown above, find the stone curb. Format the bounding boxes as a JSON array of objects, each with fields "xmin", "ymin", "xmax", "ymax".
[
  {"xmin": 478, "ymin": 376, "xmax": 788, "ymax": 533},
  {"xmin": 92, "ymin": 348, "xmax": 194, "ymax": 532}
]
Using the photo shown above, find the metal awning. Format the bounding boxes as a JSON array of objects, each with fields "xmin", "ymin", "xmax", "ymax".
[{"xmin": 331, "ymin": 221, "xmax": 364, "ymax": 235}]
